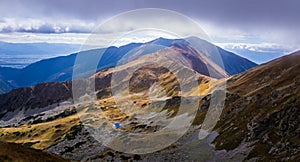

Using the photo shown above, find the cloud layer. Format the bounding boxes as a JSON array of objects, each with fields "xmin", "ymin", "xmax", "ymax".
[
  {"xmin": 0, "ymin": 0, "xmax": 299, "ymax": 53},
  {"xmin": 1, "ymin": 0, "xmax": 299, "ymax": 29}
]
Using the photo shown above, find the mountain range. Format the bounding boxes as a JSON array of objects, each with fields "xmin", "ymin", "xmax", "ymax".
[
  {"xmin": 0, "ymin": 37, "xmax": 256, "ymax": 94},
  {"xmin": 0, "ymin": 37, "xmax": 298, "ymax": 161}
]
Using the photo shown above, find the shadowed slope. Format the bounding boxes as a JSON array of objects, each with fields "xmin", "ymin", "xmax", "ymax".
[{"xmin": 0, "ymin": 141, "xmax": 70, "ymax": 162}]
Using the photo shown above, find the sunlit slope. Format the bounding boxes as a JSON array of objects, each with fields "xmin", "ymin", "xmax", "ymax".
[{"xmin": 0, "ymin": 48, "xmax": 217, "ymax": 153}]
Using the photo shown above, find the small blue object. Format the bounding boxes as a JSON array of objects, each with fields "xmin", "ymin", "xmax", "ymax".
[{"xmin": 114, "ymin": 123, "xmax": 120, "ymax": 129}]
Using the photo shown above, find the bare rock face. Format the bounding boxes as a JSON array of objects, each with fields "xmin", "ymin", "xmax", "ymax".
[{"xmin": 0, "ymin": 82, "xmax": 72, "ymax": 119}]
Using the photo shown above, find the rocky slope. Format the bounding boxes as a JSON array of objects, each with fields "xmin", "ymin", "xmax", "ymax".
[{"xmin": 212, "ymin": 51, "xmax": 300, "ymax": 161}]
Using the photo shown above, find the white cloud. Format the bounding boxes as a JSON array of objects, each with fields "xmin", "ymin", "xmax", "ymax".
[
  {"xmin": 0, "ymin": 32, "xmax": 89, "ymax": 44},
  {"xmin": 198, "ymin": 21, "xmax": 300, "ymax": 54},
  {"xmin": 0, "ymin": 18, "xmax": 95, "ymax": 33},
  {"xmin": 0, "ymin": 13, "xmax": 299, "ymax": 56},
  {"xmin": 0, "ymin": 30, "xmax": 177, "ymax": 48},
  {"xmin": 216, "ymin": 42, "xmax": 293, "ymax": 54}
]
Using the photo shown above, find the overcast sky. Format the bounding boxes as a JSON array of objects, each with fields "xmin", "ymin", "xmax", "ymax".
[{"xmin": 0, "ymin": 0, "xmax": 299, "ymax": 54}]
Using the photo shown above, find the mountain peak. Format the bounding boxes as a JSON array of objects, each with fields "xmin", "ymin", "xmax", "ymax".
[{"xmin": 146, "ymin": 37, "xmax": 177, "ymax": 46}]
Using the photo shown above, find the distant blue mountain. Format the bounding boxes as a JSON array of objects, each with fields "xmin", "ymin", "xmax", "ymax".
[
  {"xmin": 0, "ymin": 42, "xmax": 81, "ymax": 68},
  {"xmin": 0, "ymin": 37, "xmax": 257, "ymax": 94},
  {"xmin": 0, "ymin": 78, "xmax": 13, "ymax": 94},
  {"xmin": 0, "ymin": 41, "xmax": 80, "ymax": 55},
  {"xmin": 0, "ymin": 43, "xmax": 143, "ymax": 88}
]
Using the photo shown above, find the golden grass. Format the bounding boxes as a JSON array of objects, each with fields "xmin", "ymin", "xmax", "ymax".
[{"xmin": 0, "ymin": 113, "xmax": 81, "ymax": 150}]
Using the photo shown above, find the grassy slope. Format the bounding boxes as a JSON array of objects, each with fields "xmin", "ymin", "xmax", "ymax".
[{"xmin": 0, "ymin": 112, "xmax": 81, "ymax": 150}]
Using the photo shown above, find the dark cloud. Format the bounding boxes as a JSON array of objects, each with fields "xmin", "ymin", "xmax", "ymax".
[{"xmin": 0, "ymin": 0, "xmax": 299, "ymax": 28}]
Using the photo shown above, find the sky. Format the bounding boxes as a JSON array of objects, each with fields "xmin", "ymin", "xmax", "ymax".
[{"xmin": 0, "ymin": 0, "xmax": 299, "ymax": 63}]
